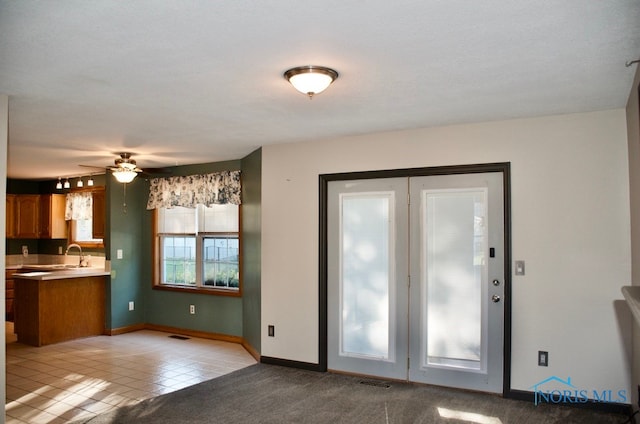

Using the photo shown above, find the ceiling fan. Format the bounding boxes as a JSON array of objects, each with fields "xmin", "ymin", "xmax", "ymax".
[
  {"xmin": 80, "ymin": 152, "xmax": 172, "ymax": 214},
  {"xmin": 81, "ymin": 152, "xmax": 171, "ymax": 184}
]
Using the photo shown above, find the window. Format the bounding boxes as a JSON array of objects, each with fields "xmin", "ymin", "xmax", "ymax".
[
  {"xmin": 71, "ymin": 218, "xmax": 103, "ymax": 246},
  {"xmin": 203, "ymin": 237, "xmax": 239, "ymax": 288},
  {"xmin": 66, "ymin": 188, "xmax": 104, "ymax": 248},
  {"xmin": 154, "ymin": 204, "xmax": 240, "ymax": 295}
]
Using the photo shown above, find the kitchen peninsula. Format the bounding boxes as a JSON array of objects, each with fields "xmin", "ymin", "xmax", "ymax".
[{"xmin": 13, "ymin": 267, "xmax": 110, "ymax": 346}]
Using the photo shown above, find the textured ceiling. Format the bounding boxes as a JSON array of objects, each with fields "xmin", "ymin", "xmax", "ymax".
[{"xmin": 1, "ymin": 1, "xmax": 639, "ymax": 180}]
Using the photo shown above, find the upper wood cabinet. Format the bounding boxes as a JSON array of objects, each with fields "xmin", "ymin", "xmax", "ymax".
[
  {"xmin": 91, "ymin": 187, "xmax": 105, "ymax": 239},
  {"xmin": 6, "ymin": 193, "xmax": 68, "ymax": 239},
  {"xmin": 6, "ymin": 194, "xmax": 16, "ymax": 238},
  {"xmin": 14, "ymin": 195, "xmax": 40, "ymax": 239},
  {"xmin": 39, "ymin": 194, "xmax": 68, "ymax": 239}
]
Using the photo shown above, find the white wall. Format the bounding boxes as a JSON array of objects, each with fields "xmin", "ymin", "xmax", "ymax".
[
  {"xmin": 261, "ymin": 109, "xmax": 632, "ymax": 396},
  {"xmin": 626, "ymin": 65, "xmax": 640, "ymax": 408}
]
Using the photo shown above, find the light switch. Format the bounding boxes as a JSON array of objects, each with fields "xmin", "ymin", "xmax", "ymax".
[
  {"xmin": 515, "ymin": 260, "xmax": 525, "ymax": 276},
  {"xmin": 117, "ymin": 249, "xmax": 123, "ymax": 259}
]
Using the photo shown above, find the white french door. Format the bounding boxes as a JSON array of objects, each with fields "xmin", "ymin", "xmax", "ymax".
[
  {"xmin": 326, "ymin": 177, "xmax": 408, "ymax": 380},
  {"xmin": 327, "ymin": 172, "xmax": 505, "ymax": 393}
]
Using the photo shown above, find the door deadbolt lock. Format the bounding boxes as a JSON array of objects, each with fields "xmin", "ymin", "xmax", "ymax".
[
  {"xmin": 491, "ymin": 294, "xmax": 501, "ymax": 303},
  {"xmin": 492, "ymin": 279, "xmax": 500, "ymax": 286}
]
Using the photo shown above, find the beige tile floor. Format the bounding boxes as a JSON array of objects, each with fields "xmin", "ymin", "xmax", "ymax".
[{"xmin": 5, "ymin": 323, "xmax": 257, "ymax": 423}]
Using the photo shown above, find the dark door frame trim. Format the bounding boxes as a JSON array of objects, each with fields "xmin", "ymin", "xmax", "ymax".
[{"xmin": 318, "ymin": 162, "xmax": 512, "ymax": 396}]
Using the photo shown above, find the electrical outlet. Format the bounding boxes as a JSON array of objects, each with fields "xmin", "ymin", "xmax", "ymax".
[
  {"xmin": 128, "ymin": 301, "xmax": 134, "ymax": 311},
  {"xmin": 22, "ymin": 246, "xmax": 28, "ymax": 257},
  {"xmin": 116, "ymin": 249, "xmax": 123, "ymax": 259},
  {"xmin": 268, "ymin": 325, "xmax": 275, "ymax": 337},
  {"xmin": 538, "ymin": 350, "xmax": 548, "ymax": 367},
  {"xmin": 189, "ymin": 305, "xmax": 195, "ymax": 314},
  {"xmin": 58, "ymin": 246, "xmax": 63, "ymax": 254}
]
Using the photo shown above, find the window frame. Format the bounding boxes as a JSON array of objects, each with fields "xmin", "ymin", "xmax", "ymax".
[
  {"xmin": 68, "ymin": 187, "xmax": 105, "ymax": 249},
  {"xmin": 152, "ymin": 206, "xmax": 242, "ymax": 297}
]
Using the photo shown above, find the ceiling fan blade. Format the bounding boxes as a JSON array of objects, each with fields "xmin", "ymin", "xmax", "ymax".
[
  {"xmin": 142, "ymin": 167, "xmax": 172, "ymax": 174},
  {"xmin": 79, "ymin": 164, "xmax": 108, "ymax": 170},
  {"xmin": 79, "ymin": 153, "xmax": 173, "ymax": 179}
]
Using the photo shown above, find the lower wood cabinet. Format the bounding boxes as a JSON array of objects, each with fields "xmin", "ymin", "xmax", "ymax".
[
  {"xmin": 14, "ymin": 276, "xmax": 107, "ymax": 346},
  {"xmin": 5, "ymin": 269, "xmax": 16, "ymax": 321}
]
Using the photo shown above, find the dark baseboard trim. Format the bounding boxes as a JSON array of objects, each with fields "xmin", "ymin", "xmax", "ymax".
[
  {"xmin": 260, "ymin": 356, "xmax": 323, "ymax": 372},
  {"xmin": 507, "ymin": 389, "xmax": 633, "ymax": 416}
]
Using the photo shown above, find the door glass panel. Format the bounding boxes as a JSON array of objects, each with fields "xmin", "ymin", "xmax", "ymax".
[
  {"xmin": 340, "ymin": 192, "xmax": 395, "ymax": 360},
  {"xmin": 422, "ymin": 188, "xmax": 488, "ymax": 371}
]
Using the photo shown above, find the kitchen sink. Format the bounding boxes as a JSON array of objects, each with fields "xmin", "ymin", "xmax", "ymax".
[{"xmin": 22, "ymin": 264, "xmax": 84, "ymax": 271}]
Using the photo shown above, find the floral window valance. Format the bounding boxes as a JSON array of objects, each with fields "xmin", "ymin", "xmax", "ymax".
[
  {"xmin": 65, "ymin": 192, "xmax": 93, "ymax": 221},
  {"xmin": 146, "ymin": 170, "xmax": 241, "ymax": 210}
]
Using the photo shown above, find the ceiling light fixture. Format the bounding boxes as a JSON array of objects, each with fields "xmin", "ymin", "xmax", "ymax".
[
  {"xmin": 56, "ymin": 178, "xmax": 63, "ymax": 190},
  {"xmin": 111, "ymin": 153, "xmax": 140, "ymax": 183},
  {"xmin": 112, "ymin": 168, "xmax": 137, "ymax": 184},
  {"xmin": 63, "ymin": 179, "xmax": 70, "ymax": 189},
  {"xmin": 284, "ymin": 65, "xmax": 338, "ymax": 99},
  {"xmin": 87, "ymin": 176, "xmax": 94, "ymax": 187},
  {"xmin": 77, "ymin": 178, "xmax": 83, "ymax": 188}
]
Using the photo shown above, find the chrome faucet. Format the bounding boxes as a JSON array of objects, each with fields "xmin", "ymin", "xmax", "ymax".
[{"xmin": 65, "ymin": 243, "xmax": 84, "ymax": 267}]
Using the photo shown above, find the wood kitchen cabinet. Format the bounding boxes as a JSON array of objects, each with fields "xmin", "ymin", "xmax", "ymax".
[
  {"xmin": 91, "ymin": 187, "xmax": 105, "ymax": 239},
  {"xmin": 6, "ymin": 193, "xmax": 67, "ymax": 239},
  {"xmin": 14, "ymin": 194, "xmax": 40, "ymax": 239},
  {"xmin": 14, "ymin": 275, "xmax": 107, "ymax": 346},
  {"xmin": 5, "ymin": 269, "xmax": 16, "ymax": 321},
  {"xmin": 39, "ymin": 194, "xmax": 68, "ymax": 239},
  {"xmin": 6, "ymin": 194, "xmax": 15, "ymax": 238}
]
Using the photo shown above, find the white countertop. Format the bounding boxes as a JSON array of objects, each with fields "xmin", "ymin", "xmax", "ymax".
[
  {"xmin": 13, "ymin": 267, "xmax": 110, "ymax": 280},
  {"xmin": 622, "ymin": 286, "xmax": 640, "ymax": 326}
]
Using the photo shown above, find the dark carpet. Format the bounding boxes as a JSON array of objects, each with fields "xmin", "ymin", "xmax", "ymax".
[{"xmin": 74, "ymin": 363, "xmax": 632, "ymax": 423}]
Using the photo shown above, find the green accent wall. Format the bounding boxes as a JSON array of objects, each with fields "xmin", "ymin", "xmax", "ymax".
[
  {"xmin": 241, "ymin": 148, "xmax": 261, "ymax": 354},
  {"xmin": 106, "ymin": 176, "xmax": 146, "ymax": 329},
  {"xmin": 141, "ymin": 160, "xmax": 245, "ymax": 337}
]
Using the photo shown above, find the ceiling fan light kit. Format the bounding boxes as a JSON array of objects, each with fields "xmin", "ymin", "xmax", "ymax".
[
  {"xmin": 111, "ymin": 152, "xmax": 141, "ymax": 184},
  {"xmin": 112, "ymin": 168, "xmax": 138, "ymax": 183}
]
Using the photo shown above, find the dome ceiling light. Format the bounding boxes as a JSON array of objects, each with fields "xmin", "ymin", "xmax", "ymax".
[{"xmin": 284, "ymin": 65, "xmax": 338, "ymax": 99}]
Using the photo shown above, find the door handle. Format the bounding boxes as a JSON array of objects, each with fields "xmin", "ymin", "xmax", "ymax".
[{"xmin": 491, "ymin": 294, "xmax": 501, "ymax": 303}]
